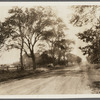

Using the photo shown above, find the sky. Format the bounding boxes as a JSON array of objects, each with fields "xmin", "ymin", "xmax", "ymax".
[{"xmin": 0, "ymin": 3, "xmax": 92, "ymax": 64}]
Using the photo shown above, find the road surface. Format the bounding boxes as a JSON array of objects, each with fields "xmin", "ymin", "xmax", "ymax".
[{"xmin": 0, "ymin": 66, "xmax": 92, "ymax": 95}]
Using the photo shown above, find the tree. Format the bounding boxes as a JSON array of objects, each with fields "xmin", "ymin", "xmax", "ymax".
[
  {"xmin": 38, "ymin": 51, "xmax": 53, "ymax": 65},
  {"xmin": 1, "ymin": 6, "xmax": 58, "ymax": 71},
  {"xmin": 70, "ymin": 5, "xmax": 100, "ymax": 64},
  {"xmin": 0, "ymin": 21, "xmax": 12, "ymax": 51},
  {"xmin": 1, "ymin": 7, "xmax": 26, "ymax": 70},
  {"xmin": 67, "ymin": 53, "xmax": 82, "ymax": 65},
  {"xmin": 77, "ymin": 18, "xmax": 100, "ymax": 64},
  {"xmin": 41, "ymin": 17, "xmax": 75, "ymax": 65},
  {"xmin": 21, "ymin": 6, "xmax": 56, "ymax": 70},
  {"xmin": 54, "ymin": 39, "xmax": 75, "ymax": 65},
  {"xmin": 41, "ymin": 17, "xmax": 68, "ymax": 65},
  {"xmin": 76, "ymin": 56, "xmax": 82, "ymax": 64}
]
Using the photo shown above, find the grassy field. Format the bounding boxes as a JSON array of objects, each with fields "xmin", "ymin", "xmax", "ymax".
[
  {"xmin": 0, "ymin": 67, "xmax": 50, "ymax": 82},
  {"xmin": 0, "ymin": 70, "xmax": 34, "ymax": 82}
]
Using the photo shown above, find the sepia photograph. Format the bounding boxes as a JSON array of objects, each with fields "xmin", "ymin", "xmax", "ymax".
[{"xmin": 0, "ymin": 2, "xmax": 100, "ymax": 97}]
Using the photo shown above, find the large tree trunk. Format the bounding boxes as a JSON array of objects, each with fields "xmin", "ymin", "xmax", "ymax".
[
  {"xmin": 20, "ymin": 38, "xmax": 24, "ymax": 71},
  {"xmin": 51, "ymin": 43, "xmax": 56, "ymax": 66},
  {"xmin": 19, "ymin": 23, "xmax": 24, "ymax": 71},
  {"xmin": 58, "ymin": 51, "xmax": 61, "ymax": 64},
  {"xmin": 20, "ymin": 47, "xmax": 24, "ymax": 71},
  {"xmin": 31, "ymin": 51, "xmax": 36, "ymax": 71},
  {"xmin": 52, "ymin": 50, "xmax": 55, "ymax": 66}
]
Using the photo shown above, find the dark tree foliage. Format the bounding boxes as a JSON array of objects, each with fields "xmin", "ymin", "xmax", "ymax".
[
  {"xmin": 70, "ymin": 5, "xmax": 100, "ymax": 64},
  {"xmin": 54, "ymin": 39, "xmax": 75, "ymax": 65},
  {"xmin": 77, "ymin": 18, "xmax": 100, "ymax": 64},
  {"xmin": 38, "ymin": 51, "xmax": 53, "ymax": 65},
  {"xmin": 76, "ymin": 56, "xmax": 82, "ymax": 64},
  {"xmin": 0, "ymin": 21, "xmax": 13, "ymax": 50},
  {"xmin": 1, "ymin": 7, "xmax": 26, "ymax": 70}
]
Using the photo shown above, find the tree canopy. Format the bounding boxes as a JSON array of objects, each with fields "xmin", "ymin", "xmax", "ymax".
[
  {"xmin": 70, "ymin": 5, "xmax": 100, "ymax": 27},
  {"xmin": 70, "ymin": 5, "xmax": 100, "ymax": 64},
  {"xmin": 0, "ymin": 6, "xmax": 75, "ymax": 70}
]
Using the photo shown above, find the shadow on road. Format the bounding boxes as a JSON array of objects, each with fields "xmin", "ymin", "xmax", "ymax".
[
  {"xmin": 20, "ymin": 68, "xmax": 82, "ymax": 80},
  {"xmin": 0, "ymin": 67, "xmax": 83, "ymax": 84}
]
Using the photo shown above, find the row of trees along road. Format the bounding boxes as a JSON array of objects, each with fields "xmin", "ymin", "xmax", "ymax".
[
  {"xmin": 70, "ymin": 5, "xmax": 100, "ymax": 64},
  {"xmin": 0, "ymin": 6, "xmax": 74, "ymax": 71}
]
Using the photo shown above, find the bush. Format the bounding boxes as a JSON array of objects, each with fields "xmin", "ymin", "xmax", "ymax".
[
  {"xmin": 58, "ymin": 60, "xmax": 66, "ymax": 65},
  {"xmin": 37, "ymin": 52, "xmax": 53, "ymax": 65}
]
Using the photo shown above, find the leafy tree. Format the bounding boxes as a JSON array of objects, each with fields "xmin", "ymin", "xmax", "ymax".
[
  {"xmin": 41, "ymin": 16, "xmax": 75, "ymax": 65},
  {"xmin": 55, "ymin": 39, "xmax": 75, "ymax": 65},
  {"xmin": 38, "ymin": 51, "xmax": 53, "ymax": 65},
  {"xmin": 76, "ymin": 56, "xmax": 82, "ymax": 64},
  {"xmin": 1, "ymin": 6, "xmax": 58, "ymax": 71},
  {"xmin": 70, "ymin": 5, "xmax": 100, "ymax": 64},
  {"xmin": 20, "ymin": 6, "xmax": 56, "ymax": 70},
  {"xmin": 67, "ymin": 53, "xmax": 82, "ymax": 65},
  {"xmin": 0, "ymin": 21, "xmax": 12, "ymax": 51},
  {"xmin": 41, "ymin": 17, "xmax": 72, "ymax": 65},
  {"xmin": 77, "ymin": 18, "xmax": 100, "ymax": 64},
  {"xmin": 1, "ymin": 7, "xmax": 26, "ymax": 70}
]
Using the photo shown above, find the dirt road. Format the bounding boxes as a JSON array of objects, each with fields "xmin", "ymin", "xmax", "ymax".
[{"xmin": 0, "ymin": 66, "xmax": 92, "ymax": 95}]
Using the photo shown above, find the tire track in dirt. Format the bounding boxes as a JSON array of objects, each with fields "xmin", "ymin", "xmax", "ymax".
[{"xmin": 0, "ymin": 77, "xmax": 56, "ymax": 95}]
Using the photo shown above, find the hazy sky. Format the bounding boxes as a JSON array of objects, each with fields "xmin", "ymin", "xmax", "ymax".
[{"xmin": 0, "ymin": 3, "xmax": 93, "ymax": 64}]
